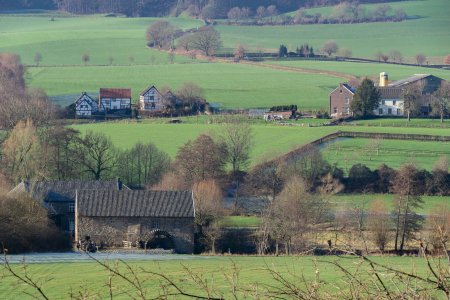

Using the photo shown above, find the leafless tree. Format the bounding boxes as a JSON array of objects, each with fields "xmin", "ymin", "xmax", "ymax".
[
  {"xmin": 227, "ymin": 7, "xmax": 242, "ymax": 21},
  {"xmin": 426, "ymin": 204, "xmax": 450, "ymax": 254},
  {"xmin": 146, "ymin": 20, "xmax": 175, "ymax": 49},
  {"xmin": 190, "ymin": 27, "xmax": 222, "ymax": 56},
  {"xmin": 256, "ymin": 6, "xmax": 266, "ymax": 19},
  {"xmin": 401, "ymin": 83, "xmax": 422, "ymax": 121},
  {"xmin": 338, "ymin": 48, "xmax": 352, "ymax": 58},
  {"xmin": 432, "ymin": 82, "xmax": 450, "ymax": 123},
  {"xmin": 375, "ymin": 51, "xmax": 384, "ymax": 62},
  {"xmin": 76, "ymin": 131, "xmax": 118, "ymax": 180},
  {"xmin": 233, "ymin": 44, "xmax": 247, "ymax": 61},
  {"xmin": 168, "ymin": 52, "xmax": 175, "ymax": 64},
  {"xmin": 321, "ymin": 40, "xmax": 338, "ymax": 56},
  {"xmin": 81, "ymin": 53, "xmax": 90, "ymax": 66},
  {"xmin": 415, "ymin": 53, "xmax": 426, "ymax": 66},
  {"xmin": 367, "ymin": 200, "xmax": 391, "ymax": 251},
  {"xmin": 175, "ymin": 134, "xmax": 226, "ymax": 185},
  {"xmin": 389, "ymin": 49, "xmax": 403, "ymax": 63},
  {"xmin": 176, "ymin": 82, "xmax": 205, "ymax": 105},
  {"xmin": 177, "ymin": 34, "xmax": 193, "ymax": 52},
  {"xmin": 391, "ymin": 164, "xmax": 424, "ymax": 253},
  {"xmin": 34, "ymin": 52, "xmax": 42, "ymax": 66},
  {"xmin": 444, "ymin": 54, "xmax": 450, "ymax": 65}
]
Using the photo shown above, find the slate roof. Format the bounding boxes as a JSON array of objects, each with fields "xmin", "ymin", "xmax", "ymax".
[
  {"xmin": 8, "ymin": 180, "xmax": 121, "ymax": 203},
  {"xmin": 139, "ymin": 85, "xmax": 160, "ymax": 96},
  {"xmin": 342, "ymin": 83, "xmax": 356, "ymax": 94},
  {"xmin": 75, "ymin": 92, "xmax": 96, "ymax": 106},
  {"xmin": 389, "ymin": 74, "xmax": 430, "ymax": 87},
  {"xmin": 99, "ymin": 88, "xmax": 131, "ymax": 99},
  {"xmin": 378, "ymin": 87, "xmax": 403, "ymax": 100},
  {"xmin": 77, "ymin": 190, "xmax": 195, "ymax": 218}
]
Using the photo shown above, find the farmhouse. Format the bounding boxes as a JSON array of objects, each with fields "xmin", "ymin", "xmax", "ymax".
[
  {"xmin": 99, "ymin": 88, "xmax": 132, "ymax": 111},
  {"xmin": 329, "ymin": 72, "xmax": 445, "ymax": 118},
  {"xmin": 329, "ymin": 83, "xmax": 355, "ymax": 117},
  {"xmin": 75, "ymin": 92, "xmax": 98, "ymax": 117},
  {"xmin": 8, "ymin": 180, "xmax": 122, "ymax": 234},
  {"xmin": 139, "ymin": 85, "xmax": 165, "ymax": 111},
  {"xmin": 75, "ymin": 190, "xmax": 195, "ymax": 253}
]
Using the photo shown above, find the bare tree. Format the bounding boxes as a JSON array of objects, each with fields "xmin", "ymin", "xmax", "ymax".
[
  {"xmin": 176, "ymin": 82, "xmax": 205, "ymax": 104},
  {"xmin": 227, "ymin": 7, "xmax": 242, "ymax": 21},
  {"xmin": 391, "ymin": 164, "xmax": 424, "ymax": 253},
  {"xmin": 146, "ymin": 20, "xmax": 175, "ymax": 49},
  {"xmin": 338, "ymin": 48, "xmax": 352, "ymax": 58},
  {"xmin": 77, "ymin": 131, "xmax": 118, "ymax": 180},
  {"xmin": 1, "ymin": 120, "xmax": 44, "ymax": 183},
  {"xmin": 321, "ymin": 40, "xmax": 338, "ymax": 56},
  {"xmin": 108, "ymin": 56, "xmax": 114, "ymax": 65},
  {"xmin": 401, "ymin": 84, "xmax": 422, "ymax": 121},
  {"xmin": 444, "ymin": 54, "xmax": 450, "ymax": 65},
  {"xmin": 221, "ymin": 118, "xmax": 252, "ymax": 177},
  {"xmin": 375, "ymin": 51, "xmax": 384, "ymax": 62},
  {"xmin": 256, "ymin": 6, "xmax": 266, "ymax": 19},
  {"xmin": 389, "ymin": 50, "xmax": 403, "ymax": 63},
  {"xmin": 177, "ymin": 34, "xmax": 193, "ymax": 52},
  {"xmin": 426, "ymin": 204, "xmax": 450, "ymax": 254},
  {"xmin": 168, "ymin": 52, "xmax": 175, "ymax": 64},
  {"xmin": 367, "ymin": 200, "xmax": 390, "ymax": 251},
  {"xmin": 431, "ymin": 82, "xmax": 450, "ymax": 123},
  {"xmin": 190, "ymin": 27, "xmax": 222, "ymax": 56},
  {"xmin": 193, "ymin": 180, "xmax": 224, "ymax": 253},
  {"xmin": 233, "ymin": 44, "xmax": 247, "ymax": 61},
  {"xmin": 82, "ymin": 53, "xmax": 90, "ymax": 66},
  {"xmin": 175, "ymin": 134, "xmax": 226, "ymax": 185},
  {"xmin": 415, "ymin": 53, "xmax": 426, "ymax": 66},
  {"xmin": 34, "ymin": 52, "xmax": 42, "ymax": 66}
]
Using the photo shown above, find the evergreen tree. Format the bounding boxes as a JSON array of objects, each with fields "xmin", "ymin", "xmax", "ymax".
[
  {"xmin": 279, "ymin": 44, "xmax": 288, "ymax": 57},
  {"xmin": 350, "ymin": 78, "xmax": 380, "ymax": 118}
]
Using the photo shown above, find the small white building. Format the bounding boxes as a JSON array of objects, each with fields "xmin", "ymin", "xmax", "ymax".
[
  {"xmin": 75, "ymin": 92, "xmax": 98, "ymax": 117},
  {"xmin": 139, "ymin": 85, "xmax": 164, "ymax": 111},
  {"xmin": 99, "ymin": 88, "xmax": 132, "ymax": 111}
]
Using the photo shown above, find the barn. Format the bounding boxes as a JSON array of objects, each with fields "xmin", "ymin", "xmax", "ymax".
[
  {"xmin": 75, "ymin": 190, "xmax": 195, "ymax": 253},
  {"xmin": 75, "ymin": 92, "xmax": 98, "ymax": 117}
]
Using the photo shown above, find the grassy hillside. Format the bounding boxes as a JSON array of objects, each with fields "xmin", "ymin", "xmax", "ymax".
[
  {"xmin": 0, "ymin": 13, "xmax": 201, "ymax": 66},
  {"xmin": 28, "ymin": 63, "xmax": 341, "ymax": 109},
  {"xmin": 217, "ymin": 0, "xmax": 450, "ymax": 61}
]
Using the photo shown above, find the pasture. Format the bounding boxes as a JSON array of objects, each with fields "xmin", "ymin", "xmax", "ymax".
[
  {"xmin": 73, "ymin": 120, "xmax": 450, "ymax": 167},
  {"xmin": 28, "ymin": 63, "xmax": 341, "ymax": 109},
  {"xmin": 0, "ymin": 255, "xmax": 439, "ymax": 299},
  {"xmin": 267, "ymin": 60, "xmax": 450, "ymax": 82},
  {"xmin": 322, "ymin": 137, "xmax": 450, "ymax": 171},
  {"xmin": 217, "ymin": 0, "xmax": 450, "ymax": 61}
]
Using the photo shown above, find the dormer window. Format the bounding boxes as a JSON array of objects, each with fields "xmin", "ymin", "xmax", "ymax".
[{"xmin": 339, "ymin": 89, "xmax": 342, "ymax": 93}]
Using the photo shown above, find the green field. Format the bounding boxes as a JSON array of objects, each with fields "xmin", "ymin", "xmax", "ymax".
[
  {"xmin": 73, "ymin": 121, "xmax": 450, "ymax": 167},
  {"xmin": 0, "ymin": 256, "xmax": 440, "ymax": 299},
  {"xmin": 322, "ymin": 138, "xmax": 450, "ymax": 171},
  {"xmin": 218, "ymin": 0, "xmax": 450, "ymax": 61},
  {"xmin": 267, "ymin": 60, "xmax": 450, "ymax": 81},
  {"xmin": 28, "ymin": 63, "xmax": 341, "ymax": 109},
  {"xmin": 343, "ymin": 117, "xmax": 450, "ymax": 128}
]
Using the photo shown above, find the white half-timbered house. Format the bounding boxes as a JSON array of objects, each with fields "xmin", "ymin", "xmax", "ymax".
[
  {"xmin": 99, "ymin": 88, "xmax": 132, "ymax": 111},
  {"xmin": 75, "ymin": 92, "xmax": 98, "ymax": 117},
  {"xmin": 139, "ymin": 86, "xmax": 165, "ymax": 111}
]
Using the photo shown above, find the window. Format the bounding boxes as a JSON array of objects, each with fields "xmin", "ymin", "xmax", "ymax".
[
  {"xmin": 339, "ymin": 89, "xmax": 342, "ymax": 93},
  {"xmin": 379, "ymin": 108, "xmax": 383, "ymax": 115},
  {"xmin": 69, "ymin": 203, "xmax": 75, "ymax": 213},
  {"xmin": 151, "ymin": 102, "xmax": 156, "ymax": 108},
  {"xmin": 393, "ymin": 100, "xmax": 396, "ymax": 106},
  {"xmin": 149, "ymin": 95, "xmax": 155, "ymax": 101},
  {"xmin": 68, "ymin": 219, "xmax": 75, "ymax": 232},
  {"xmin": 333, "ymin": 107, "xmax": 337, "ymax": 114},
  {"xmin": 381, "ymin": 100, "xmax": 385, "ymax": 105},
  {"xmin": 388, "ymin": 108, "xmax": 392, "ymax": 115},
  {"xmin": 152, "ymin": 219, "xmax": 160, "ymax": 229},
  {"xmin": 397, "ymin": 109, "xmax": 401, "ymax": 115}
]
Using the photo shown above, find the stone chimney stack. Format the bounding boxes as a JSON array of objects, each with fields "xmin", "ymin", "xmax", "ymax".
[{"xmin": 379, "ymin": 72, "xmax": 389, "ymax": 87}]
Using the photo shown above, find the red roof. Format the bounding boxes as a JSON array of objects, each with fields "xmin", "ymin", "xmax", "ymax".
[{"xmin": 99, "ymin": 88, "xmax": 131, "ymax": 99}]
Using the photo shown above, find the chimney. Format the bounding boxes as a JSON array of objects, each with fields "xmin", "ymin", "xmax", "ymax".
[
  {"xmin": 379, "ymin": 72, "xmax": 389, "ymax": 87},
  {"xmin": 117, "ymin": 178, "xmax": 123, "ymax": 190}
]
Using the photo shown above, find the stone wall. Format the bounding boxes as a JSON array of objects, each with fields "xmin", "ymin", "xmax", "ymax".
[{"xmin": 77, "ymin": 216, "xmax": 195, "ymax": 254}]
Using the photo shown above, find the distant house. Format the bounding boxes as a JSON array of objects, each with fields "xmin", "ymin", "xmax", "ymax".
[
  {"xmin": 75, "ymin": 190, "xmax": 195, "ymax": 253},
  {"xmin": 329, "ymin": 73, "xmax": 446, "ymax": 118},
  {"xmin": 99, "ymin": 88, "xmax": 132, "ymax": 111},
  {"xmin": 75, "ymin": 92, "xmax": 98, "ymax": 117},
  {"xmin": 139, "ymin": 85, "xmax": 165, "ymax": 111},
  {"xmin": 329, "ymin": 83, "xmax": 355, "ymax": 118},
  {"xmin": 8, "ymin": 180, "xmax": 124, "ymax": 234}
]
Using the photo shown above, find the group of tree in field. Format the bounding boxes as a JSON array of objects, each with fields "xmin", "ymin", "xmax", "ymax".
[
  {"xmin": 146, "ymin": 21, "xmax": 222, "ymax": 57},
  {"xmin": 226, "ymin": 2, "xmax": 407, "ymax": 26},
  {"xmin": 278, "ymin": 40, "xmax": 352, "ymax": 58}
]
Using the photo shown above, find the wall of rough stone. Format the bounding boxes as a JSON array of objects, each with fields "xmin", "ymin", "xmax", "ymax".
[{"xmin": 77, "ymin": 216, "xmax": 195, "ymax": 253}]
